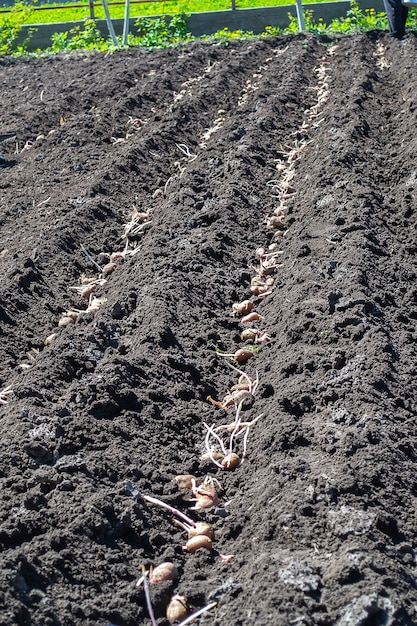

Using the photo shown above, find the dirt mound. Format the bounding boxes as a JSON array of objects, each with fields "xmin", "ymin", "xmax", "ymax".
[{"xmin": 1, "ymin": 31, "xmax": 417, "ymax": 625}]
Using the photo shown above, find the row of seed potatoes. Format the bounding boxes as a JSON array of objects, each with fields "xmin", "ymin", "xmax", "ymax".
[{"xmin": 143, "ymin": 49, "xmax": 334, "ymax": 626}]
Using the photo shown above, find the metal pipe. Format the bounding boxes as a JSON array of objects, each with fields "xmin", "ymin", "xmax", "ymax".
[
  {"xmin": 122, "ymin": 0, "xmax": 130, "ymax": 44},
  {"xmin": 295, "ymin": 0, "xmax": 305, "ymax": 30},
  {"xmin": 101, "ymin": 0, "xmax": 118, "ymax": 45}
]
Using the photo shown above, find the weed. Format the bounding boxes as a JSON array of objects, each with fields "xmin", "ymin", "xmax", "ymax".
[
  {"xmin": 0, "ymin": 1, "xmax": 35, "ymax": 55},
  {"xmin": 262, "ymin": 25, "xmax": 283, "ymax": 37},
  {"xmin": 202, "ymin": 26, "xmax": 255, "ymax": 42},
  {"xmin": 133, "ymin": 14, "xmax": 191, "ymax": 47},
  {"xmin": 49, "ymin": 19, "xmax": 108, "ymax": 52},
  {"xmin": 329, "ymin": 0, "xmax": 387, "ymax": 32}
]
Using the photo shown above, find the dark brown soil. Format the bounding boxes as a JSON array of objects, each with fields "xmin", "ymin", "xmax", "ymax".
[{"xmin": 1, "ymin": 30, "xmax": 417, "ymax": 626}]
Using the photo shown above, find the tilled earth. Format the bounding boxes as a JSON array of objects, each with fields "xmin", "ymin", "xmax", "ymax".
[{"xmin": 1, "ymin": 30, "xmax": 417, "ymax": 626}]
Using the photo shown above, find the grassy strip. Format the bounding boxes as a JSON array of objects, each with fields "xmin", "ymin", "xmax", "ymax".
[{"xmin": 1, "ymin": 0, "xmax": 332, "ymax": 25}]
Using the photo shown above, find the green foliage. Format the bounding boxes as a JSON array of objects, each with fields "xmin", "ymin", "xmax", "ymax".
[
  {"xmin": 133, "ymin": 14, "xmax": 191, "ymax": 47},
  {"xmin": 3, "ymin": 0, "xmax": 417, "ymax": 56},
  {"xmin": 329, "ymin": 1, "xmax": 387, "ymax": 32},
  {"xmin": 48, "ymin": 18, "xmax": 107, "ymax": 52},
  {"xmin": 286, "ymin": 9, "xmax": 328, "ymax": 34},
  {"xmin": 409, "ymin": 8, "xmax": 417, "ymax": 30},
  {"xmin": 0, "ymin": 1, "xmax": 34, "ymax": 54},
  {"xmin": 45, "ymin": 13, "xmax": 191, "ymax": 52},
  {"xmin": 283, "ymin": 1, "xmax": 387, "ymax": 34},
  {"xmin": 304, "ymin": 11, "xmax": 328, "ymax": 33},
  {"xmin": 262, "ymin": 25, "xmax": 283, "ymax": 37},
  {"xmin": 284, "ymin": 12, "xmax": 299, "ymax": 34},
  {"xmin": 202, "ymin": 26, "xmax": 255, "ymax": 42}
]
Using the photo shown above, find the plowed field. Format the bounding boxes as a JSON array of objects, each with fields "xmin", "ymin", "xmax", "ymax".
[{"xmin": 1, "ymin": 31, "xmax": 417, "ymax": 625}]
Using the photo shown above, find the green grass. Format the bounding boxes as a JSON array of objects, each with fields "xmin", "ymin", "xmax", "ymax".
[{"xmin": 0, "ymin": 0, "xmax": 331, "ymax": 25}]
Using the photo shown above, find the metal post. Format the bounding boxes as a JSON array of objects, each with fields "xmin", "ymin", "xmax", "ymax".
[
  {"xmin": 89, "ymin": 0, "xmax": 95, "ymax": 20},
  {"xmin": 123, "ymin": 0, "xmax": 130, "ymax": 45},
  {"xmin": 295, "ymin": 0, "xmax": 305, "ymax": 30},
  {"xmin": 102, "ymin": 0, "xmax": 119, "ymax": 46}
]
